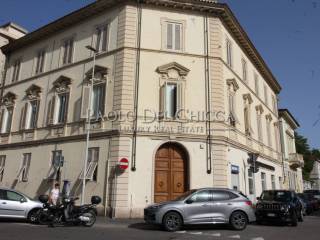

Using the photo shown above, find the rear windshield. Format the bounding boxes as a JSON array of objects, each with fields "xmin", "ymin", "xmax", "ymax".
[{"xmin": 260, "ymin": 191, "xmax": 292, "ymax": 202}]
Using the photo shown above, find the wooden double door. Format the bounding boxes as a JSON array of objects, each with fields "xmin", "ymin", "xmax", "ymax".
[{"xmin": 154, "ymin": 143, "xmax": 189, "ymax": 203}]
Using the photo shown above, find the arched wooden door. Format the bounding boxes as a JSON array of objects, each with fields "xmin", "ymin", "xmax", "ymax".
[{"xmin": 154, "ymin": 143, "xmax": 189, "ymax": 203}]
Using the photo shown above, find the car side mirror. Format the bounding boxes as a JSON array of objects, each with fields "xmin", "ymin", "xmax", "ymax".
[
  {"xmin": 20, "ymin": 198, "xmax": 26, "ymax": 203},
  {"xmin": 256, "ymin": 197, "xmax": 261, "ymax": 201},
  {"xmin": 185, "ymin": 199, "xmax": 193, "ymax": 204}
]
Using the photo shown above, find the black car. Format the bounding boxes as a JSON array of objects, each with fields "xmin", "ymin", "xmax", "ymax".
[
  {"xmin": 297, "ymin": 193, "xmax": 314, "ymax": 215},
  {"xmin": 255, "ymin": 190, "xmax": 303, "ymax": 226}
]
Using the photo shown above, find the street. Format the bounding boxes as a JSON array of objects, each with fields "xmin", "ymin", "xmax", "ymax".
[{"xmin": 1, "ymin": 212, "xmax": 320, "ymax": 240}]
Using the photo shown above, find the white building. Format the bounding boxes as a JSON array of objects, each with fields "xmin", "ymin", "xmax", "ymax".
[{"xmin": 310, "ymin": 160, "xmax": 320, "ymax": 190}]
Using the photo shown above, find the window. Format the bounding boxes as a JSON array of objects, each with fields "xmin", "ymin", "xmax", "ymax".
[
  {"xmin": 212, "ymin": 190, "xmax": 237, "ymax": 201},
  {"xmin": 80, "ymin": 147, "xmax": 99, "ymax": 181},
  {"xmin": 62, "ymin": 38, "xmax": 74, "ymax": 65},
  {"xmin": 160, "ymin": 82, "xmax": 184, "ymax": 119},
  {"xmin": 91, "ymin": 84, "xmax": 105, "ymax": 119},
  {"xmin": 242, "ymin": 58, "xmax": 247, "ymax": 82},
  {"xmin": 279, "ymin": 177, "xmax": 283, "ymax": 189},
  {"xmin": 57, "ymin": 93, "xmax": 68, "ymax": 124},
  {"xmin": 266, "ymin": 116, "xmax": 272, "ymax": 147},
  {"xmin": 271, "ymin": 175, "xmax": 276, "ymax": 190},
  {"xmin": 0, "ymin": 107, "xmax": 13, "ymax": 134},
  {"xmin": 254, "ymin": 73, "xmax": 259, "ymax": 96},
  {"xmin": 47, "ymin": 150, "xmax": 63, "ymax": 180},
  {"xmin": 226, "ymin": 38, "xmax": 232, "ymax": 68},
  {"xmin": 12, "ymin": 59, "xmax": 21, "ymax": 82},
  {"xmin": 261, "ymin": 172, "xmax": 266, "ymax": 191},
  {"xmin": 228, "ymin": 92, "xmax": 238, "ymax": 127},
  {"xmin": 21, "ymin": 100, "xmax": 40, "ymax": 130},
  {"xmin": 17, "ymin": 153, "xmax": 31, "ymax": 182},
  {"xmin": 95, "ymin": 24, "xmax": 109, "ymax": 52},
  {"xmin": 165, "ymin": 22, "xmax": 182, "ymax": 51},
  {"xmin": 0, "ymin": 155, "xmax": 6, "ymax": 182},
  {"xmin": 272, "ymin": 95, "xmax": 277, "ymax": 113},
  {"xmin": 189, "ymin": 190, "xmax": 212, "ymax": 203},
  {"xmin": 35, "ymin": 49, "xmax": 46, "ymax": 74},
  {"xmin": 256, "ymin": 111, "xmax": 263, "ymax": 142},
  {"xmin": 264, "ymin": 85, "xmax": 269, "ymax": 106},
  {"xmin": 5, "ymin": 190, "xmax": 25, "ymax": 202},
  {"xmin": 248, "ymin": 168, "xmax": 254, "ymax": 195},
  {"xmin": 274, "ymin": 123, "xmax": 280, "ymax": 152},
  {"xmin": 244, "ymin": 106, "xmax": 251, "ymax": 136}
]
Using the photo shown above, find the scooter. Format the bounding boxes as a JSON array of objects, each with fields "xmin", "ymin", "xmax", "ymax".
[{"xmin": 37, "ymin": 195, "xmax": 101, "ymax": 227}]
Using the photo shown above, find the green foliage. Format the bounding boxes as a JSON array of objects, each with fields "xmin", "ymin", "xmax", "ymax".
[{"xmin": 295, "ymin": 132, "xmax": 319, "ymax": 180}]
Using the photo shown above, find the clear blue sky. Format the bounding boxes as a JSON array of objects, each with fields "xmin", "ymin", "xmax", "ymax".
[{"xmin": 0, "ymin": 0, "xmax": 319, "ymax": 149}]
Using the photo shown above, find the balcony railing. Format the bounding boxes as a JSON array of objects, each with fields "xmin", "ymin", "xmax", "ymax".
[{"xmin": 288, "ymin": 153, "xmax": 304, "ymax": 168}]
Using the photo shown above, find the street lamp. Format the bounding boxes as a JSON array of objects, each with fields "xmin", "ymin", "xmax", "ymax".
[{"xmin": 81, "ymin": 45, "xmax": 98, "ymax": 205}]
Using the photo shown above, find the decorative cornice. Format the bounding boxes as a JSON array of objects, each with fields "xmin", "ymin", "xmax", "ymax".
[
  {"xmin": 53, "ymin": 75, "xmax": 72, "ymax": 93},
  {"xmin": 25, "ymin": 84, "xmax": 42, "ymax": 100},
  {"xmin": 85, "ymin": 65, "xmax": 108, "ymax": 84},
  {"xmin": 243, "ymin": 93, "xmax": 253, "ymax": 104},
  {"xmin": 226, "ymin": 78, "xmax": 239, "ymax": 92},
  {"xmin": 1, "ymin": 91, "xmax": 17, "ymax": 106}
]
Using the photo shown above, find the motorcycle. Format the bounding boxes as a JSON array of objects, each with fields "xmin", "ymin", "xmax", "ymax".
[{"xmin": 37, "ymin": 195, "xmax": 101, "ymax": 227}]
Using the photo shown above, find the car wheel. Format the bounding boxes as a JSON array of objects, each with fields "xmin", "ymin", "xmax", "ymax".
[
  {"xmin": 298, "ymin": 209, "xmax": 304, "ymax": 222},
  {"xmin": 230, "ymin": 211, "xmax": 248, "ymax": 231},
  {"xmin": 291, "ymin": 211, "xmax": 298, "ymax": 227},
  {"xmin": 28, "ymin": 209, "xmax": 40, "ymax": 224},
  {"xmin": 162, "ymin": 212, "xmax": 183, "ymax": 232}
]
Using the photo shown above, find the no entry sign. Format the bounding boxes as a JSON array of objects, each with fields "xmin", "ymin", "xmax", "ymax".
[{"xmin": 119, "ymin": 158, "xmax": 129, "ymax": 170}]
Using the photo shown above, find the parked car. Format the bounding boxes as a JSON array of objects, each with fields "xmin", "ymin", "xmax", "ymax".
[
  {"xmin": 255, "ymin": 190, "xmax": 303, "ymax": 227},
  {"xmin": 0, "ymin": 188, "xmax": 43, "ymax": 223},
  {"xmin": 144, "ymin": 188, "xmax": 256, "ymax": 232},
  {"xmin": 297, "ymin": 193, "xmax": 314, "ymax": 215},
  {"xmin": 304, "ymin": 190, "xmax": 320, "ymax": 207},
  {"xmin": 304, "ymin": 193, "xmax": 319, "ymax": 211}
]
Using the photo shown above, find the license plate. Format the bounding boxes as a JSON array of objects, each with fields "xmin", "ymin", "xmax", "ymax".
[{"xmin": 267, "ymin": 213, "xmax": 276, "ymax": 217}]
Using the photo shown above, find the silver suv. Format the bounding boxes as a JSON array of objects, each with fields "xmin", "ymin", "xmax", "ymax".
[
  {"xmin": 144, "ymin": 188, "xmax": 256, "ymax": 231},
  {"xmin": 0, "ymin": 188, "xmax": 43, "ymax": 223}
]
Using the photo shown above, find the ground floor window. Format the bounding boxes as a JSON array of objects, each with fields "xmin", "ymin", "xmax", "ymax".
[
  {"xmin": 248, "ymin": 169, "xmax": 254, "ymax": 195},
  {"xmin": 271, "ymin": 175, "xmax": 276, "ymax": 190},
  {"xmin": 261, "ymin": 172, "xmax": 266, "ymax": 191}
]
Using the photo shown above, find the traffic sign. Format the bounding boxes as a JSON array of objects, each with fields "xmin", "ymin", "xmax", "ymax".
[{"xmin": 119, "ymin": 158, "xmax": 129, "ymax": 170}]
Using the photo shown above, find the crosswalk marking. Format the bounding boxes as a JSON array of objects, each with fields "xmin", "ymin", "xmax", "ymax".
[
  {"xmin": 228, "ymin": 235, "xmax": 241, "ymax": 239},
  {"xmin": 189, "ymin": 232, "xmax": 203, "ymax": 235}
]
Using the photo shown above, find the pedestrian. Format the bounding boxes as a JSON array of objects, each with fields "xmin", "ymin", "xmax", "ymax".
[{"xmin": 49, "ymin": 183, "xmax": 60, "ymax": 205}]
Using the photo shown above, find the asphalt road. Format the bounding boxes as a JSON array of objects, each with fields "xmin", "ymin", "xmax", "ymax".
[{"xmin": 1, "ymin": 212, "xmax": 320, "ymax": 240}]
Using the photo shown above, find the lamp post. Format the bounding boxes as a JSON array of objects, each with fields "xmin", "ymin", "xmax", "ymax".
[{"xmin": 81, "ymin": 45, "xmax": 98, "ymax": 205}]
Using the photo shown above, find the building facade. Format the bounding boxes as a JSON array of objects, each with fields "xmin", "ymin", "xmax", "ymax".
[
  {"xmin": 310, "ymin": 160, "xmax": 320, "ymax": 190},
  {"xmin": 0, "ymin": 0, "xmax": 291, "ymax": 217},
  {"xmin": 279, "ymin": 109, "xmax": 304, "ymax": 193}
]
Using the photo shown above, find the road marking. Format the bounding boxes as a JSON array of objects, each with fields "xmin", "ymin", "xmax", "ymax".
[
  {"xmin": 176, "ymin": 231, "xmax": 186, "ymax": 234},
  {"xmin": 228, "ymin": 235, "xmax": 241, "ymax": 239},
  {"xmin": 210, "ymin": 233, "xmax": 221, "ymax": 237},
  {"xmin": 251, "ymin": 238, "xmax": 264, "ymax": 240},
  {"xmin": 189, "ymin": 232, "xmax": 203, "ymax": 235}
]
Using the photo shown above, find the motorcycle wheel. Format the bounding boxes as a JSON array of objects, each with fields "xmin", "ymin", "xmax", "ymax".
[{"xmin": 82, "ymin": 211, "xmax": 96, "ymax": 227}]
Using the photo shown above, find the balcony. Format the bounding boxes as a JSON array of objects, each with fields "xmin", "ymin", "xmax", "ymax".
[{"xmin": 288, "ymin": 153, "xmax": 304, "ymax": 168}]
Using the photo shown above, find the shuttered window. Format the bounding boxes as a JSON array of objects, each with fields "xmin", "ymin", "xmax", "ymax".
[
  {"xmin": 228, "ymin": 93, "xmax": 238, "ymax": 127},
  {"xmin": 271, "ymin": 175, "xmax": 276, "ymax": 190},
  {"xmin": 21, "ymin": 100, "xmax": 39, "ymax": 130},
  {"xmin": 79, "ymin": 147, "xmax": 99, "ymax": 181},
  {"xmin": 166, "ymin": 22, "xmax": 182, "ymax": 51},
  {"xmin": 91, "ymin": 84, "xmax": 105, "ymax": 119},
  {"xmin": 12, "ymin": 59, "xmax": 21, "ymax": 82},
  {"xmin": 35, "ymin": 49, "xmax": 46, "ymax": 74},
  {"xmin": 17, "ymin": 153, "xmax": 31, "ymax": 182},
  {"xmin": 226, "ymin": 39, "xmax": 232, "ymax": 68},
  {"xmin": 62, "ymin": 38, "xmax": 74, "ymax": 65},
  {"xmin": 266, "ymin": 118, "xmax": 272, "ymax": 147},
  {"xmin": 248, "ymin": 169, "xmax": 254, "ymax": 195},
  {"xmin": 261, "ymin": 172, "xmax": 266, "ymax": 191},
  {"xmin": 1, "ymin": 107, "xmax": 13, "ymax": 134},
  {"xmin": 95, "ymin": 24, "xmax": 109, "ymax": 52},
  {"xmin": 257, "ymin": 112, "xmax": 263, "ymax": 142},
  {"xmin": 0, "ymin": 155, "xmax": 6, "ymax": 182},
  {"xmin": 254, "ymin": 74, "xmax": 259, "ymax": 96},
  {"xmin": 242, "ymin": 58, "xmax": 247, "ymax": 82},
  {"xmin": 47, "ymin": 151, "xmax": 62, "ymax": 180},
  {"xmin": 57, "ymin": 93, "xmax": 69, "ymax": 124}
]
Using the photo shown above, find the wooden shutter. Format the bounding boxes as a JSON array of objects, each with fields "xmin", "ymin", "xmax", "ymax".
[
  {"xmin": 0, "ymin": 108, "xmax": 4, "ymax": 132},
  {"xmin": 68, "ymin": 39, "xmax": 74, "ymax": 64},
  {"xmin": 81, "ymin": 86, "xmax": 91, "ymax": 119},
  {"xmin": 95, "ymin": 28, "xmax": 102, "ymax": 51},
  {"xmin": 174, "ymin": 24, "xmax": 181, "ymax": 50},
  {"xmin": 20, "ymin": 102, "xmax": 28, "ymax": 130},
  {"xmin": 47, "ymin": 96, "xmax": 56, "ymax": 125},
  {"xmin": 167, "ymin": 23, "xmax": 173, "ymax": 49},
  {"xmin": 34, "ymin": 100, "xmax": 40, "ymax": 129},
  {"xmin": 101, "ymin": 25, "xmax": 108, "ymax": 52},
  {"xmin": 159, "ymin": 83, "xmax": 166, "ymax": 119},
  {"xmin": 63, "ymin": 93, "xmax": 70, "ymax": 123}
]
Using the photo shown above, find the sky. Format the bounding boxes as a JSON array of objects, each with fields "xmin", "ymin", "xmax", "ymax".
[{"xmin": 0, "ymin": 0, "xmax": 319, "ymax": 149}]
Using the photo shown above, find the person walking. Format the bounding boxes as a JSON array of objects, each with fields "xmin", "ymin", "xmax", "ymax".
[{"xmin": 49, "ymin": 183, "xmax": 60, "ymax": 205}]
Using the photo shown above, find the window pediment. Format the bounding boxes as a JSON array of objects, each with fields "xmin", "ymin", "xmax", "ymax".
[
  {"xmin": 156, "ymin": 62, "xmax": 190, "ymax": 79},
  {"xmin": 2, "ymin": 92, "xmax": 17, "ymax": 106},
  {"xmin": 85, "ymin": 65, "xmax": 108, "ymax": 84},
  {"xmin": 53, "ymin": 75, "xmax": 72, "ymax": 93},
  {"xmin": 226, "ymin": 78, "xmax": 239, "ymax": 92},
  {"xmin": 26, "ymin": 84, "xmax": 42, "ymax": 100}
]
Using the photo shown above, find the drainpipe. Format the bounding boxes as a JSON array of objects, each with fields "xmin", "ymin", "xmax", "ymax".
[
  {"xmin": 131, "ymin": 0, "xmax": 142, "ymax": 172},
  {"xmin": 204, "ymin": 13, "xmax": 212, "ymax": 174},
  {"xmin": 279, "ymin": 118, "xmax": 286, "ymax": 187}
]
